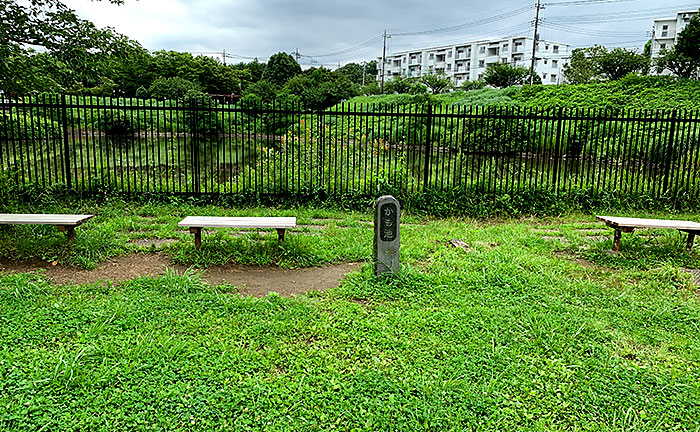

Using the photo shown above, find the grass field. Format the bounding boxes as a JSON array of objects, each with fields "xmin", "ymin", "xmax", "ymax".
[{"xmin": 1, "ymin": 200, "xmax": 699, "ymax": 430}]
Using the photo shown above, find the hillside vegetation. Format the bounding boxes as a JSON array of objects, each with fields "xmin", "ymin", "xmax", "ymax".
[{"xmin": 344, "ymin": 76, "xmax": 700, "ymax": 110}]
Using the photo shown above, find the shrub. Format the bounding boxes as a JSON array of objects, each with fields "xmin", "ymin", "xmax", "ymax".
[
  {"xmin": 149, "ymin": 77, "xmax": 201, "ymax": 101},
  {"xmin": 182, "ymin": 90, "xmax": 222, "ymax": 135},
  {"xmin": 99, "ymin": 110, "xmax": 136, "ymax": 135},
  {"xmin": 0, "ymin": 111, "xmax": 61, "ymax": 139},
  {"xmin": 135, "ymin": 86, "xmax": 149, "ymax": 99}
]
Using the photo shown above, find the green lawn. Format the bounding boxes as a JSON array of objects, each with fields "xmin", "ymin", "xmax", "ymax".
[{"xmin": 1, "ymin": 201, "xmax": 699, "ymax": 431}]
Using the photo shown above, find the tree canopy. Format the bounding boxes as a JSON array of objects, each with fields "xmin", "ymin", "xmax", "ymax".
[
  {"xmin": 0, "ymin": 0, "xmax": 142, "ymax": 95},
  {"xmin": 563, "ymin": 46, "xmax": 649, "ymax": 84},
  {"xmin": 482, "ymin": 63, "xmax": 536, "ymax": 88},
  {"xmin": 262, "ymin": 52, "xmax": 302, "ymax": 87},
  {"xmin": 656, "ymin": 11, "xmax": 700, "ymax": 79}
]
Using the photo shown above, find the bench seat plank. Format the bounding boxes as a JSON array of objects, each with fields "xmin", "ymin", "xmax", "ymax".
[
  {"xmin": 596, "ymin": 215, "xmax": 700, "ymax": 252},
  {"xmin": 178, "ymin": 216, "xmax": 296, "ymax": 229},
  {"xmin": 595, "ymin": 216, "xmax": 700, "ymax": 232},
  {"xmin": 178, "ymin": 216, "xmax": 297, "ymax": 250},
  {"xmin": 0, "ymin": 213, "xmax": 94, "ymax": 226}
]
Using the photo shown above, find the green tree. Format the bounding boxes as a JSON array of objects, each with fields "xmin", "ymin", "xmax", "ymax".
[
  {"xmin": 335, "ymin": 63, "xmax": 364, "ymax": 84},
  {"xmin": 563, "ymin": 46, "xmax": 606, "ymax": 84},
  {"xmin": 242, "ymin": 80, "xmax": 278, "ymax": 104},
  {"xmin": 482, "ymin": 63, "xmax": 531, "ymax": 88},
  {"xmin": 262, "ymin": 52, "xmax": 301, "ymax": 87},
  {"xmin": 148, "ymin": 77, "xmax": 201, "ymax": 100},
  {"xmin": 461, "ymin": 80, "xmax": 486, "ymax": 91},
  {"xmin": 676, "ymin": 11, "xmax": 700, "ymax": 61},
  {"xmin": 563, "ymin": 46, "xmax": 648, "ymax": 83},
  {"xmin": 384, "ymin": 76, "xmax": 420, "ymax": 94},
  {"xmin": 597, "ymin": 47, "xmax": 649, "ymax": 80},
  {"xmin": 419, "ymin": 73, "xmax": 454, "ymax": 94},
  {"xmin": 365, "ymin": 60, "xmax": 379, "ymax": 78},
  {"xmin": 655, "ymin": 48, "xmax": 700, "ymax": 78},
  {"xmin": 361, "ymin": 81, "xmax": 381, "ymax": 95},
  {"xmin": 281, "ymin": 67, "xmax": 359, "ymax": 110},
  {"xmin": 656, "ymin": 11, "xmax": 700, "ymax": 78},
  {"xmin": 0, "ymin": 0, "xmax": 138, "ymax": 95}
]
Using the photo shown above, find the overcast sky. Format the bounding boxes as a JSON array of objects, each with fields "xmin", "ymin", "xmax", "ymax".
[{"xmin": 63, "ymin": 0, "xmax": 699, "ymax": 67}]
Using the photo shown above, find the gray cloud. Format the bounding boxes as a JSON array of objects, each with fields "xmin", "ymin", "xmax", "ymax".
[{"xmin": 62, "ymin": 0, "xmax": 694, "ymax": 66}]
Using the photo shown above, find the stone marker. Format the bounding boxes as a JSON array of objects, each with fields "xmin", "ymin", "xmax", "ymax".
[{"xmin": 374, "ymin": 195, "xmax": 400, "ymax": 276}]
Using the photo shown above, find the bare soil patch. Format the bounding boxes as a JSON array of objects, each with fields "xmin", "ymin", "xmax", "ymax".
[
  {"xmin": 533, "ymin": 228, "xmax": 560, "ymax": 233},
  {"xmin": 682, "ymin": 268, "xmax": 700, "ymax": 287},
  {"xmin": 0, "ymin": 254, "xmax": 362, "ymax": 297},
  {"xmin": 542, "ymin": 236, "xmax": 568, "ymax": 243},
  {"xmin": 554, "ymin": 251, "xmax": 594, "ymax": 268},
  {"xmin": 129, "ymin": 238, "xmax": 180, "ymax": 247}
]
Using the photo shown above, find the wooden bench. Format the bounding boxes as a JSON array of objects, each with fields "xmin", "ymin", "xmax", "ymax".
[
  {"xmin": 596, "ymin": 216, "xmax": 700, "ymax": 252},
  {"xmin": 178, "ymin": 216, "xmax": 297, "ymax": 250},
  {"xmin": 0, "ymin": 213, "xmax": 94, "ymax": 243}
]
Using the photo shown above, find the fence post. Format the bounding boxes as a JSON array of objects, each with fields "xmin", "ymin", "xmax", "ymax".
[
  {"xmin": 552, "ymin": 107, "xmax": 563, "ymax": 192},
  {"xmin": 60, "ymin": 94, "xmax": 72, "ymax": 190},
  {"xmin": 662, "ymin": 110, "xmax": 677, "ymax": 195},
  {"xmin": 192, "ymin": 98, "xmax": 201, "ymax": 195},
  {"xmin": 318, "ymin": 109, "xmax": 325, "ymax": 192},
  {"xmin": 423, "ymin": 104, "xmax": 433, "ymax": 188}
]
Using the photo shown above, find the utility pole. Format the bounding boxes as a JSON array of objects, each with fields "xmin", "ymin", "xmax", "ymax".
[
  {"xmin": 381, "ymin": 29, "xmax": 388, "ymax": 93},
  {"xmin": 222, "ymin": 49, "xmax": 226, "ymax": 66},
  {"xmin": 362, "ymin": 61, "xmax": 366, "ymax": 86},
  {"xmin": 295, "ymin": 48, "xmax": 301, "ymax": 63},
  {"xmin": 529, "ymin": 0, "xmax": 543, "ymax": 85}
]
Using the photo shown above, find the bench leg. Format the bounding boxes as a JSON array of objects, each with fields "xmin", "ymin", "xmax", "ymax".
[
  {"xmin": 190, "ymin": 227, "xmax": 202, "ymax": 250},
  {"xmin": 687, "ymin": 233, "xmax": 696, "ymax": 252},
  {"xmin": 612, "ymin": 229, "xmax": 622, "ymax": 252},
  {"xmin": 276, "ymin": 228, "xmax": 286, "ymax": 245},
  {"xmin": 57, "ymin": 225, "xmax": 75, "ymax": 243}
]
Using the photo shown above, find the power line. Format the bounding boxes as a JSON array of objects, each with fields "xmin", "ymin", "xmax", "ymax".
[
  {"xmin": 391, "ymin": 5, "xmax": 534, "ymax": 37},
  {"xmin": 305, "ymin": 34, "xmax": 384, "ymax": 58},
  {"xmin": 542, "ymin": 22, "xmax": 650, "ymax": 37},
  {"xmin": 545, "ymin": 0, "xmax": 635, "ymax": 6},
  {"xmin": 546, "ymin": 4, "xmax": 700, "ymax": 23}
]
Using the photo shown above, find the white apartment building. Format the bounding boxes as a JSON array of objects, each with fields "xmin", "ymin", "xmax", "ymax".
[
  {"xmin": 378, "ymin": 36, "xmax": 571, "ymax": 86},
  {"xmin": 651, "ymin": 10, "xmax": 697, "ymax": 62}
]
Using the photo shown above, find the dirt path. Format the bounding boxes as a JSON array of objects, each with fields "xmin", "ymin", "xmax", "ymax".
[{"xmin": 0, "ymin": 254, "xmax": 362, "ymax": 298}]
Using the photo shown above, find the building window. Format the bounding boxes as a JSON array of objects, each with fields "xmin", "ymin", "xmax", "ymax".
[
  {"xmin": 478, "ymin": 60, "xmax": 485, "ymax": 67},
  {"xmin": 661, "ymin": 43, "xmax": 666, "ymax": 49},
  {"xmin": 544, "ymin": 59, "xmax": 548, "ymax": 65},
  {"xmin": 552, "ymin": 60, "xmax": 558, "ymax": 67},
  {"xmin": 553, "ymin": 45, "xmax": 559, "ymax": 54},
  {"xmin": 502, "ymin": 58, "xmax": 508, "ymax": 63},
  {"xmin": 542, "ymin": 73, "xmax": 547, "ymax": 80},
  {"xmin": 447, "ymin": 51, "xmax": 452, "ymax": 58},
  {"xmin": 502, "ymin": 43, "xmax": 509, "ymax": 52},
  {"xmin": 479, "ymin": 46, "xmax": 486, "ymax": 54},
  {"xmin": 429, "ymin": 53, "xmax": 434, "ymax": 60},
  {"xmin": 551, "ymin": 74, "xmax": 557, "ymax": 83},
  {"xmin": 447, "ymin": 64, "xmax": 451, "ymax": 71},
  {"xmin": 545, "ymin": 44, "xmax": 550, "ymax": 50}
]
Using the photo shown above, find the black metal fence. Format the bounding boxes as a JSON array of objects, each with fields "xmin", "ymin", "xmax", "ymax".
[{"xmin": 1, "ymin": 95, "xmax": 700, "ymax": 201}]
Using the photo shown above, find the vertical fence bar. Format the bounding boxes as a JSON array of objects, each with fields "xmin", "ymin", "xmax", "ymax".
[
  {"xmin": 423, "ymin": 104, "xmax": 433, "ymax": 189},
  {"xmin": 663, "ymin": 110, "xmax": 678, "ymax": 196},
  {"xmin": 60, "ymin": 94, "xmax": 72, "ymax": 189},
  {"xmin": 553, "ymin": 107, "xmax": 563, "ymax": 193}
]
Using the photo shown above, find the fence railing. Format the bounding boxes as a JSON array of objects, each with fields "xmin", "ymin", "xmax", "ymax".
[{"xmin": 1, "ymin": 95, "xmax": 700, "ymax": 201}]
